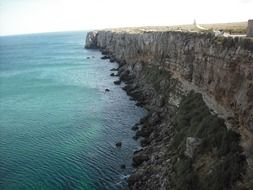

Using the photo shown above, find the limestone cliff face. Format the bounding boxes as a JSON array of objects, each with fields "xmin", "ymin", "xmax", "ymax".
[
  {"xmin": 86, "ymin": 31, "xmax": 252, "ymax": 133},
  {"xmin": 85, "ymin": 29, "xmax": 253, "ymax": 187}
]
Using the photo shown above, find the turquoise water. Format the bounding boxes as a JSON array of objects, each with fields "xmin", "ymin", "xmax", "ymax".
[{"xmin": 0, "ymin": 32, "xmax": 145, "ymax": 190}]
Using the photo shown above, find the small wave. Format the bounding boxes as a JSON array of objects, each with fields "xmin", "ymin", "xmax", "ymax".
[{"xmin": 120, "ymin": 174, "xmax": 130, "ymax": 180}]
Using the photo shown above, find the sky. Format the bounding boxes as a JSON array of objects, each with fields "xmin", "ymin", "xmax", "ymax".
[{"xmin": 0, "ymin": 0, "xmax": 253, "ymax": 36}]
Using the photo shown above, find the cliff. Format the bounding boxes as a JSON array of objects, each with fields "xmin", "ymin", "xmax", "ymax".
[{"xmin": 85, "ymin": 29, "xmax": 253, "ymax": 189}]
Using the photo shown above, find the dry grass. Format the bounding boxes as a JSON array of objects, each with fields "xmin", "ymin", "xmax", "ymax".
[
  {"xmin": 103, "ymin": 21, "xmax": 247, "ymax": 35},
  {"xmin": 201, "ymin": 22, "xmax": 247, "ymax": 34}
]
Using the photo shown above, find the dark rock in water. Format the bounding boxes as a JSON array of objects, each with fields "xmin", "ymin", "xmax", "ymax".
[
  {"xmin": 115, "ymin": 142, "xmax": 122, "ymax": 147},
  {"xmin": 86, "ymin": 56, "xmax": 90, "ymax": 59},
  {"xmin": 101, "ymin": 55, "xmax": 110, "ymax": 59},
  {"xmin": 92, "ymin": 56, "xmax": 95, "ymax": 58},
  {"xmin": 105, "ymin": 89, "xmax": 110, "ymax": 92},
  {"xmin": 110, "ymin": 72, "xmax": 119, "ymax": 77},
  {"xmin": 134, "ymin": 148, "xmax": 143, "ymax": 154},
  {"xmin": 110, "ymin": 58, "xmax": 116, "ymax": 62},
  {"xmin": 114, "ymin": 80, "xmax": 121, "ymax": 85},
  {"xmin": 135, "ymin": 125, "xmax": 153, "ymax": 138},
  {"xmin": 130, "ymin": 90, "xmax": 143, "ymax": 101},
  {"xmin": 120, "ymin": 70, "xmax": 131, "ymax": 81},
  {"xmin": 120, "ymin": 164, "xmax": 126, "ymax": 169},
  {"xmin": 122, "ymin": 86, "xmax": 128, "ymax": 91},
  {"xmin": 131, "ymin": 125, "xmax": 139, "ymax": 131},
  {"xmin": 133, "ymin": 148, "xmax": 143, "ymax": 154},
  {"xmin": 135, "ymin": 130, "xmax": 143, "ymax": 138},
  {"xmin": 110, "ymin": 68, "xmax": 119, "ymax": 71},
  {"xmin": 141, "ymin": 138, "xmax": 151, "ymax": 146},
  {"xmin": 132, "ymin": 135, "xmax": 138, "ymax": 140},
  {"xmin": 133, "ymin": 153, "xmax": 149, "ymax": 166},
  {"xmin": 139, "ymin": 117, "xmax": 147, "ymax": 124},
  {"xmin": 135, "ymin": 102, "xmax": 143, "ymax": 107},
  {"xmin": 101, "ymin": 50, "xmax": 109, "ymax": 55}
]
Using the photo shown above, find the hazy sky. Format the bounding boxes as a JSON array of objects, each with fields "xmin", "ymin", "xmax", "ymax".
[{"xmin": 0, "ymin": 0, "xmax": 253, "ymax": 36}]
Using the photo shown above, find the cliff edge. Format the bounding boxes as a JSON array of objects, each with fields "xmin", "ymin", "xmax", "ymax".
[{"xmin": 85, "ymin": 28, "xmax": 253, "ymax": 189}]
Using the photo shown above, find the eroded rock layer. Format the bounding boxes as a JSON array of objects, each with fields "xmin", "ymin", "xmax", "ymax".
[{"xmin": 85, "ymin": 29, "xmax": 253, "ymax": 189}]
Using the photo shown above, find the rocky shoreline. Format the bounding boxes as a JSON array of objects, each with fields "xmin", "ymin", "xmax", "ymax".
[
  {"xmin": 105, "ymin": 55, "xmax": 247, "ymax": 190},
  {"xmin": 106, "ymin": 56, "xmax": 178, "ymax": 189},
  {"xmin": 85, "ymin": 29, "xmax": 253, "ymax": 189}
]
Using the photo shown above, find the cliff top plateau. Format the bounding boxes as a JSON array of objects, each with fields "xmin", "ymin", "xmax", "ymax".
[{"xmin": 98, "ymin": 21, "xmax": 248, "ymax": 35}]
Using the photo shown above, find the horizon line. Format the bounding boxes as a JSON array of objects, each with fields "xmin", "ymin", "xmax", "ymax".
[{"xmin": 0, "ymin": 20, "xmax": 249, "ymax": 37}]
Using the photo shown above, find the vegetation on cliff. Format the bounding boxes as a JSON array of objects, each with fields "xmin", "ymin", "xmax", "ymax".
[{"xmin": 170, "ymin": 91, "xmax": 247, "ymax": 190}]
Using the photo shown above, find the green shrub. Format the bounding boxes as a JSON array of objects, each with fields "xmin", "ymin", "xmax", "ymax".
[{"xmin": 169, "ymin": 91, "xmax": 246, "ymax": 190}]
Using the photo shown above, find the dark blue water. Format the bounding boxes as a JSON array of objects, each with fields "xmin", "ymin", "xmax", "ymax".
[{"xmin": 0, "ymin": 32, "xmax": 145, "ymax": 190}]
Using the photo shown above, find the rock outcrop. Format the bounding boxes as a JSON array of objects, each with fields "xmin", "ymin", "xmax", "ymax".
[
  {"xmin": 85, "ymin": 28, "xmax": 253, "ymax": 189},
  {"xmin": 184, "ymin": 137, "xmax": 202, "ymax": 158}
]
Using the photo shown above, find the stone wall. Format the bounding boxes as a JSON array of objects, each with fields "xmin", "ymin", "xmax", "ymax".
[{"xmin": 247, "ymin": 20, "xmax": 253, "ymax": 37}]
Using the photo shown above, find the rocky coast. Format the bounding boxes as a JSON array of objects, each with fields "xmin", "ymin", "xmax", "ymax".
[{"xmin": 85, "ymin": 28, "xmax": 253, "ymax": 190}]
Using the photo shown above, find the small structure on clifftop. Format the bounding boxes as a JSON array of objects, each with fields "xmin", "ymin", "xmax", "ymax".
[
  {"xmin": 193, "ymin": 19, "xmax": 207, "ymax": 31},
  {"xmin": 247, "ymin": 19, "xmax": 253, "ymax": 37}
]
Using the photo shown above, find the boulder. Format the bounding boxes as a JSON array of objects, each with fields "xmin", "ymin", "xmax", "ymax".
[
  {"xmin": 136, "ymin": 102, "xmax": 144, "ymax": 107},
  {"xmin": 101, "ymin": 55, "xmax": 110, "ymax": 59},
  {"xmin": 127, "ymin": 170, "xmax": 144, "ymax": 186},
  {"xmin": 133, "ymin": 153, "xmax": 149, "ymax": 166},
  {"xmin": 132, "ymin": 135, "xmax": 138, "ymax": 140},
  {"xmin": 110, "ymin": 58, "xmax": 116, "ymax": 62},
  {"xmin": 184, "ymin": 137, "xmax": 202, "ymax": 158},
  {"xmin": 120, "ymin": 70, "xmax": 131, "ymax": 81},
  {"xmin": 133, "ymin": 148, "xmax": 143, "ymax": 154},
  {"xmin": 114, "ymin": 80, "xmax": 121, "ymax": 85},
  {"xmin": 135, "ymin": 124, "xmax": 153, "ymax": 138},
  {"xmin": 129, "ymin": 97, "xmax": 135, "ymax": 101},
  {"xmin": 131, "ymin": 125, "xmax": 139, "ymax": 131}
]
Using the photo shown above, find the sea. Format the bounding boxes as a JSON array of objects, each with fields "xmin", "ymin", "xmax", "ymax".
[{"xmin": 0, "ymin": 31, "xmax": 145, "ymax": 190}]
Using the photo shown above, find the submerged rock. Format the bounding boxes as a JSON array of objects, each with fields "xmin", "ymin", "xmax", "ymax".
[
  {"xmin": 101, "ymin": 55, "xmax": 110, "ymax": 59},
  {"xmin": 120, "ymin": 164, "xmax": 126, "ymax": 169},
  {"xmin": 105, "ymin": 89, "xmax": 110, "ymax": 92},
  {"xmin": 110, "ymin": 68, "xmax": 119, "ymax": 71},
  {"xmin": 131, "ymin": 125, "xmax": 139, "ymax": 131},
  {"xmin": 114, "ymin": 80, "xmax": 121, "ymax": 85},
  {"xmin": 109, "ymin": 58, "xmax": 116, "ymax": 62},
  {"xmin": 135, "ymin": 102, "xmax": 144, "ymax": 107},
  {"xmin": 115, "ymin": 142, "xmax": 122, "ymax": 147}
]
